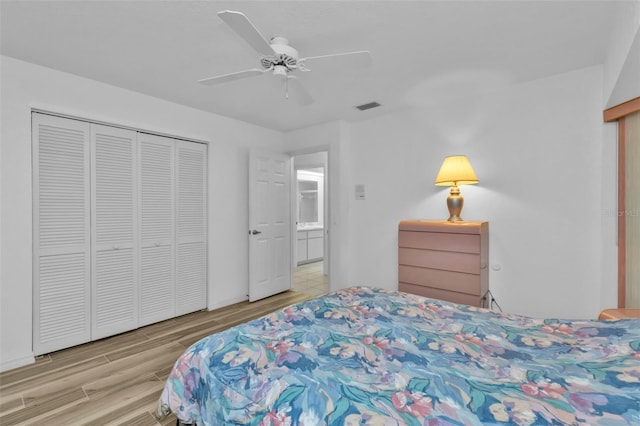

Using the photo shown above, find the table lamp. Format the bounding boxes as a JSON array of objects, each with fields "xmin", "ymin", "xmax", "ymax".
[{"xmin": 434, "ymin": 155, "xmax": 479, "ymax": 222}]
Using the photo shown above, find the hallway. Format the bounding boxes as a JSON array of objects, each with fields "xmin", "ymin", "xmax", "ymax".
[{"xmin": 293, "ymin": 261, "xmax": 329, "ymax": 297}]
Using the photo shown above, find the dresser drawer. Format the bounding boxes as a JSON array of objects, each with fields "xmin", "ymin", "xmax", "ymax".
[
  {"xmin": 399, "ymin": 247, "xmax": 481, "ymax": 274},
  {"xmin": 399, "ymin": 230, "xmax": 480, "ymax": 254},
  {"xmin": 399, "ymin": 283, "xmax": 484, "ymax": 307},
  {"xmin": 399, "ymin": 265, "xmax": 481, "ymax": 295}
]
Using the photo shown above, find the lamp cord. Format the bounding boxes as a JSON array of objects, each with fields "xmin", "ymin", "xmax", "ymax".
[{"xmin": 482, "ymin": 290, "xmax": 502, "ymax": 312}]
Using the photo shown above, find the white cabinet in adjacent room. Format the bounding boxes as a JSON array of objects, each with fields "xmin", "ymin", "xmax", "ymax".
[
  {"xmin": 297, "ymin": 228, "xmax": 324, "ymax": 265},
  {"xmin": 297, "ymin": 231, "xmax": 308, "ymax": 264},
  {"xmin": 307, "ymin": 229, "xmax": 324, "ymax": 260}
]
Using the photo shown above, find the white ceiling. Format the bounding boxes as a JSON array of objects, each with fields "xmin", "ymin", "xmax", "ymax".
[{"xmin": 0, "ymin": 0, "xmax": 622, "ymax": 132}]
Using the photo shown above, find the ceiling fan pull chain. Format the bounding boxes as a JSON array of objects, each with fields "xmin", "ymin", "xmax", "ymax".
[{"xmin": 284, "ymin": 76, "xmax": 289, "ymax": 100}]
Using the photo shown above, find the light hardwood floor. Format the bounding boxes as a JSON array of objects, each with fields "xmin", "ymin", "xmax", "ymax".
[{"xmin": 0, "ymin": 290, "xmax": 313, "ymax": 425}]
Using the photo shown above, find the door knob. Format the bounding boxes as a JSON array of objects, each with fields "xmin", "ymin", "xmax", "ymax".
[{"xmin": 251, "ymin": 229, "xmax": 262, "ymax": 235}]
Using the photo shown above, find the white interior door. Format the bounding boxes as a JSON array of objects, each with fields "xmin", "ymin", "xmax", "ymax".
[{"xmin": 249, "ymin": 149, "xmax": 292, "ymax": 301}]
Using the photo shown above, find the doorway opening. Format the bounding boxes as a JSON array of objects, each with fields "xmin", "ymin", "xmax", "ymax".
[
  {"xmin": 292, "ymin": 151, "xmax": 329, "ymax": 297},
  {"xmin": 293, "ymin": 260, "xmax": 328, "ymax": 297}
]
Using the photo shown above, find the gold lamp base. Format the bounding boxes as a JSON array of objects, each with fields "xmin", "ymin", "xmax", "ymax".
[{"xmin": 446, "ymin": 185, "xmax": 464, "ymax": 222}]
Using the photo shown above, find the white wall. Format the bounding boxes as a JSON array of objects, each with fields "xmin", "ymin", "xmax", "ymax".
[
  {"xmin": 603, "ymin": 0, "xmax": 640, "ymax": 107},
  {"xmin": 0, "ymin": 56, "xmax": 284, "ymax": 371},
  {"xmin": 284, "ymin": 66, "xmax": 617, "ymax": 320},
  {"xmin": 344, "ymin": 65, "xmax": 615, "ymax": 319}
]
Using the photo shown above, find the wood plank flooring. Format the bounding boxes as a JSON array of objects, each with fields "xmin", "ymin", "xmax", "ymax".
[{"xmin": 0, "ymin": 290, "xmax": 312, "ymax": 425}]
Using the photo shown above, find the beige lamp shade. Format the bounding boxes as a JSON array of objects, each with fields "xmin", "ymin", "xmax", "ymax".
[{"xmin": 434, "ymin": 155, "xmax": 479, "ymax": 186}]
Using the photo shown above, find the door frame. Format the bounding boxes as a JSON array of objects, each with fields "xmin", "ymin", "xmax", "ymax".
[
  {"xmin": 604, "ymin": 96, "xmax": 640, "ymax": 307},
  {"xmin": 290, "ymin": 148, "xmax": 331, "ymax": 283}
]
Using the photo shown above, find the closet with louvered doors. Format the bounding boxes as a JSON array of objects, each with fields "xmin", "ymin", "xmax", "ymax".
[{"xmin": 32, "ymin": 113, "xmax": 207, "ymax": 355}]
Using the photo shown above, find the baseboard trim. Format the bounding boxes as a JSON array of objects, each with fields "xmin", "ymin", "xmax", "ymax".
[
  {"xmin": 208, "ymin": 295, "xmax": 248, "ymax": 311},
  {"xmin": 0, "ymin": 353, "xmax": 35, "ymax": 372}
]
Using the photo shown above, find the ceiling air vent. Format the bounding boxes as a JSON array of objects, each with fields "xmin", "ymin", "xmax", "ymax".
[{"xmin": 355, "ymin": 101, "xmax": 381, "ymax": 111}]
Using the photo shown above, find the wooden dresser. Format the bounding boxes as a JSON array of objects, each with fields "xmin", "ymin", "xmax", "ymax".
[{"xmin": 398, "ymin": 220, "xmax": 489, "ymax": 307}]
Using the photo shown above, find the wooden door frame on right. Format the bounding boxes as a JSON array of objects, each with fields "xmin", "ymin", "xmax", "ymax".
[{"xmin": 604, "ymin": 96, "xmax": 640, "ymax": 307}]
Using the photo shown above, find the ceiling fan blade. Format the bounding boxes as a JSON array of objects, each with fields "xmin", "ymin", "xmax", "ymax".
[
  {"xmin": 217, "ymin": 10, "xmax": 274, "ymax": 56},
  {"xmin": 287, "ymin": 76, "xmax": 314, "ymax": 106},
  {"xmin": 298, "ymin": 50, "xmax": 372, "ymax": 71},
  {"xmin": 198, "ymin": 69, "xmax": 266, "ymax": 86}
]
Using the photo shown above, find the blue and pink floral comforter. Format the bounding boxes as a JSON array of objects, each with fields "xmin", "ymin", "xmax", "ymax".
[{"xmin": 158, "ymin": 287, "xmax": 640, "ymax": 425}]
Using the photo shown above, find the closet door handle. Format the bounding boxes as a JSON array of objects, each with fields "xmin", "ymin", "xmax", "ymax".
[{"xmin": 250, "ymin": 229, "xmax": 262, "ymax": 235}]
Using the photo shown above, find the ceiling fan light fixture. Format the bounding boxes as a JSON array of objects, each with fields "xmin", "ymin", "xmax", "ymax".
[{"xmin": 273, "ymin": 65, "xmax": 288, "ymax": 78}]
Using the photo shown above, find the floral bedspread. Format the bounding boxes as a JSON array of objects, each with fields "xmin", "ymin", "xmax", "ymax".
[{"xmin": 158, "ymin": 287, "xmax": 640, "ymax": 425}]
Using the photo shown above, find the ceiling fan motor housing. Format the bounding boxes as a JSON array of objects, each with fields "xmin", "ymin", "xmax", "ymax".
[{"xmin": 261, "ymin": 37, "xmax": 299, "ymax": 71}]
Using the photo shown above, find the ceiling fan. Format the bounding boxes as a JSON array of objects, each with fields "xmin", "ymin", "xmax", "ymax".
[{"xmin": 198, "ymin": 10, "xmax": 372, "ymax": 105}]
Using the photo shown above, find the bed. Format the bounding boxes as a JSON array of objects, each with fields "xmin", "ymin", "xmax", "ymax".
[{"xmin": 157, "ymin": 287, "xmax": 640, "ymax": 425}]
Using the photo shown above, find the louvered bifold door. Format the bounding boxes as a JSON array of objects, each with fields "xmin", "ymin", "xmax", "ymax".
[
  {"xmin": 33, "ymin": 113, "xmax": 91, "ymax": 355},
  {"xmin": 138, "ymin": 133, "xmax": 175, "ymax": 326},
  {"xmin": 175, "ymin": 141, "xmax": 207, "ymax": 315},
  {"xmin": 91, "ymin": 125, "xmax": 138, "ymax": 339}
]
